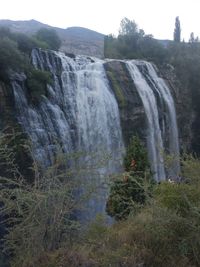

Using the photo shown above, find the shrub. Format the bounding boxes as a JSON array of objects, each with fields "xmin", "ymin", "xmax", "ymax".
[
  {"xmin": 106, "ymin": 172, "xmax": 153, "ymax": 220},
  {"xmin": 154, "ymin": 181, "xmax": 200, "ymax": 216},
  {"xmin": 0, "ymin": 132, "xmax": 81, "ymax": 267},
  {"xmin": 0, "ymin": 37, "xmax": 24, "ymax": 81},
  {"xmin": 124, "ymin": 136, "xmax": 149, "ymax": 172},
  {"xmin": 34, "ymin": 28, "xmax": 61, "ymax": 51},
  {"xmin": 26, "ymin": 69, "xmax": 53, "ymax": 103},
  {"xmin": 106, "ymin": 136, "xmax": 154, "ymax": 220},
  {"xmin": 14, "ymin": 33, "xmax": 37, "ymax": 54}
]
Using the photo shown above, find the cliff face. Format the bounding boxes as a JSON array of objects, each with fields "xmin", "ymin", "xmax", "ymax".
[
  {"xmin": 104, "ymin": 61, "xmax": 146, "ymax": 147},
  {"xmin": 104, "ymin": 61, "xmax": 196, "ymax": 154},
  {"xmin": 0, "ymin": 50, "xmax": 196, "ymax": 176},
  {"xmin": 159, "ymin": 65, "xmax": 194, "ymax": 153}
]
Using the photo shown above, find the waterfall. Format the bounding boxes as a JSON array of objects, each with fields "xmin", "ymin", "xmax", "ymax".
[
  {"xmin": 12, "ymin": 49, "xmax": 124, "ymax": 220},
  {"xmin": 12, "ymin": 49, "xmax": 180, "ymax": 218},
  {"xmin": 126, "ymin": 60, "xmax": 180, "ymax": 181}
]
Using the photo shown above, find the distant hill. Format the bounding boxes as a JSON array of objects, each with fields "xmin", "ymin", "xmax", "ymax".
[{"xmin": 0, "ymin": 19, "xmax": 105, "ymax": 58}]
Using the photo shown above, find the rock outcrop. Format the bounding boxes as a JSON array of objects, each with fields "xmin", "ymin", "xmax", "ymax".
[{"xmin": 104, "ymin": 61, "xmax": 146, "ymax": 147}]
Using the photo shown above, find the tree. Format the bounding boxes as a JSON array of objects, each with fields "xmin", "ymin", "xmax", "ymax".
[
  {"xmin": 119, "ymin": 17, "xmax": 138, "ymax": 36},
  {"xmin": 189, "ymin": 32, "xmax": 199, "ymax": 43},
  {"xmin": 0, "ymin": 37, "xmax": 24, "ymax": 81},
  {"xmin": 26, "ymin": 69, "xmax": 53, "ymax": 104},
  {"xmin": 124, "ymin": 136, "xmax": 149, "ymax": 172},
  {"xmin": 0, "ymin": 132, "xmax": 81, "ymax": 267},
  {"xmin": 14, "ymin": 33, "xmax": 36, "ymax": 54},
  {"xmin": 189, "ymin": 32, "xmax": 195, "ymax": 43},
  {"xmin": 34, "ymin": 28, "xmax": 61, "ymax": 51},
  {"xmin": 106, "ymin": 136, "xmax": 154, "ymax": 220},
  {"xmin": 174, "ymin": 16, "xmax": 181, "ymax": 42}
]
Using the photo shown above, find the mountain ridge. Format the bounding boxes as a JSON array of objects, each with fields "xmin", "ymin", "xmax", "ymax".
[{"xmin": 0, "ymin": 19, "xmax": 105, "ymax": 58}]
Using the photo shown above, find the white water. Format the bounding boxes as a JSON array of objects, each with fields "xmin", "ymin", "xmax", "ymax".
[
  {"xmin": 126, "ymin": 60, "xmax": 180, "ymax": 181},
  {"xmin": 13, "ymin": 49, "xmax": 124, "ymax": 220},
  {"xmin": 126, "ymin": 61, "xmax": 166, "ymax": 181},
  {"xmin": 144, "ymin": 62, "xmax": 180, "ymax": 177},
  {"xmin": 12, "ymin": 49, "xmax": 180, "ymax": 218}
]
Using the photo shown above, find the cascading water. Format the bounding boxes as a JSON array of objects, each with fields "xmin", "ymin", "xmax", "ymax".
[
  {"xmin": 143, "ymin": 62, "xmax": 180, "ymax": 177},
  {"xmin": 11, "ymin": 49, "xmax": 180, "ymax": 219},
  {"xmin": 12, "ymin": 49, "xmax": 124, "ymax": 220},
  {"xmin": 126, "ymin": 60, "xmax": 180, "ymax": 181},
  {"xmin": 126, "ymin": 61, "xmax": 166, "ymax": 181}
]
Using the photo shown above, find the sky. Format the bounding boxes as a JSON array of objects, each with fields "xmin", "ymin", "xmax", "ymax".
[{"xmin": 0, "ymin": 0, "xmax": 200, "ymax": 40}]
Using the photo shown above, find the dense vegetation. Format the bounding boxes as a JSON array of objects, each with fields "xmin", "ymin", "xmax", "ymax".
[
  {"xmin": 104, "ymin": 17, "xmax": 168, "ymax": 64},
  {"xmin": 0, "ymin": 27, "xmax": 60, "ymax": 102},
  {"xmin": 1, "ymin": 132, "xmax": 200, "ymax": 267},
  {"xmin": 106, "ymin": 136, "xmax": 154, "ymax": 220}
]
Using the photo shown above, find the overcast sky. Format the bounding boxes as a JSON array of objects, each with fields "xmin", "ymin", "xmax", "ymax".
[{"xmin": 1, "ymin": 0, "xmax": 199, "ymax": 40}]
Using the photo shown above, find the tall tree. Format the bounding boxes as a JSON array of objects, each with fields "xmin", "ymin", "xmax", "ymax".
[
  {"xmin": 119, "ymin": 17, "xmax": 138, "ymax": 36},
  {"xmin": 174, "ymin": 16, "xmax": 181, "ymax": 42}
]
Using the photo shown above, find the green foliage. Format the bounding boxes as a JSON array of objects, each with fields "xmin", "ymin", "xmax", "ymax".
[
  {"xmin": 14, "ymin": 33, "xmax": 37, "ymax": 54},
  {"xmin": 181, "ymin": 154, "xmax": 200, "ymax": 184},
  {"xmin": 106, "ymin": 173, "xmax": 153, "ymax": 220},
  {"xmin": 27, "ymin": 69, "xmax": 53, "ymax": 103},
  {"xmin": 0, "ymin": 132, "xmax": 81, "ymax": 267},
  {"xmin": 0, "ymin": 26, "xmax": 62, "ymax": 84},
  {"xmin": 34, "ymin": 28, "xmax": 61, "ymax": 51},
  {"xmin": 119, "ymin": 17, "xmax": 138, "ymax": 36},
  {"xmin": 74, "ymin": 156, "xmax": 200, "ymax": 267},
  {"xmin": 104, "ymin": 17, "xmax": 167, "ymax": 63},
  {"xmin": 154, "ymin": 181, "xmax": 200, "ymax": 216},
  {"xmin": 1, "ymin": 133, "xmax": 200, "ymax": 267},
  {"xmin": 0, "ymin": 27, "xmax": 12, "ymax": 39},
  {"xmin": 106, "ymin": 70, "xmax": 126, "ymax": 107},
  {"xmin": 0, "ymin": 174, "xmax": 79, "ymax": 267},
  {"xmin": 0, "ymin": 37, "xmax": 25, "ymax": 81},
  {"xmin": 106, "ymin": 136, "xmax": 153, "ymax": 220},
  {"xmin": 104, "ymin": 35, "xmax": 120, "ymax": 58},
  {"xmin": 0, "ymin": 129, "xmax": 34, "ymax": 181},
  {"xmin": 124, "ymin": 136, "xmax": 149, "ymax": 172}
]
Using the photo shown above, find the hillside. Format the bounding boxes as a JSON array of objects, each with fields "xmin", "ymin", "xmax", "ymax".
[{"xmin": 0, "ymin": 19, "xmax": 105, "ymax": 58}]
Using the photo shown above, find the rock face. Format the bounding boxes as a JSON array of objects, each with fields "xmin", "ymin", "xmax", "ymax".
[
  {"xmin": 105, "ymin": 60, "xmax": 180, "ymax": 180},
  {"xmin": 0, "ymin": 81, "xmax": 15, "ymax": 130},
  {"xmin": 0, "ymin": 49, "xmax": 181, "ymax": 181},
  {"xmin": 60, "ymin": 27, "xmax": 104, "ymax": 58},
  {"xmin": 104, "ymin": 61, "xmax": 146, "ymax": 147},
  {"xmin": 159, "ymin": 65, "xmax": 194, "ymax": 153}
]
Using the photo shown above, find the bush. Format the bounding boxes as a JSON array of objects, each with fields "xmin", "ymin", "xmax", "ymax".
[
  {"xmin": 106, "ymin": 173, "xmax": 153, "ymax": 220},
  {"xmin": 124, "ymin": 136, "xmax": 149, "ymax": 172},
  {"xmin": 0, "ymin": 132, "xmax": 81, "ymax": 267},
  {"xmin": 26, "ymin": 69, "xmax": 53, "ymax": 103},
  {"xmin": 0, "ymin": 37, "xmax": 24, "ymax": 81},
  {"xmin": 14, "ymin": 33, "xmax": 37, "ymax": 54},
  {"xmin": 154, "ymin": 181, "xmax": 200, "ymax": 216},
  {"xmin": 34, "ymin": 28, "xmax": 61, "ymax": 51},
  {"xmin": 106, "ymin": 136, "xmax": 154, "ymax": 220},
  {"xmin": 82, "ymin": 155, "xmax": 200, "ymax": 266}
]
